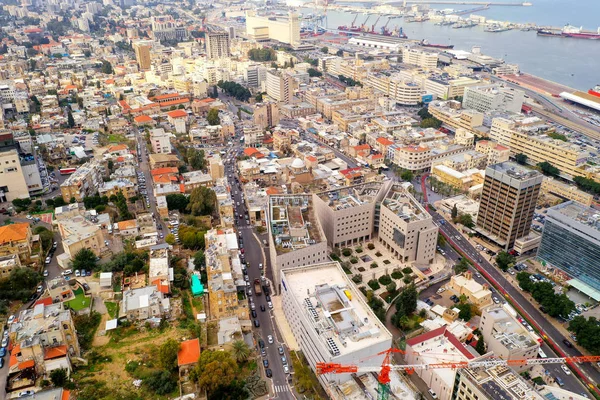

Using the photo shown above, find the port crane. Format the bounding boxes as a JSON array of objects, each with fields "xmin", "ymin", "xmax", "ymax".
[
  {"xmin": 350, "ymin": 13, "xmax": 358, "ymax": 29},
  {"xmin": 371, "ymin": 15, "xmax": 381, "ymax": 33},
  {"xmin": 381, "ymin": 17, "xmax": 392, "ymax": 35},
  {"xmin": 317, "ymin": 348, "xmax": 600, "ymax": 400},
  {"xmin": 361, "ymin": 15, "xmax": 370, "ymax": 31}
]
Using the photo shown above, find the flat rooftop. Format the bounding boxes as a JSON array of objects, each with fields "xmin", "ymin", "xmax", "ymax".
[
  {"xmin": 382, "ymin": 184, "xmax": 429, "ymax": 222},
  {"xmin": 282, "ymin": 262, "xmax": 392, "ymax": 357},
  {"xmin": 548, "ymin": 201, "xmax": 600, "ymax": 234},
  {"xmin": 317, "ymin": 182, "xmax": 383, "ymax": 211},
  {"xmin": 460, "ymin": 362, "xmax": 543, "ymax": 400},
  {"xmin": 486, "ymin": 161, "xmax": 541, "ymax": 181},
  {"xmin": 269, "ymin": 195, "xmax": 323, "ymax": 254}
]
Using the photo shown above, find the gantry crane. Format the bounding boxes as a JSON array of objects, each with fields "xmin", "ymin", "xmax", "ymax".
[{"xmin": 316, "ymin": 348, "xmax": 600, "ymax": 400}]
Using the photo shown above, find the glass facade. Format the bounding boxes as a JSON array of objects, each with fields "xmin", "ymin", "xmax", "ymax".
[{"xmin": 537, "ymin": 219, "xmax": 600, "ymax": 291}]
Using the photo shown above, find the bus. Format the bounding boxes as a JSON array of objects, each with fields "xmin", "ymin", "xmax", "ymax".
[
  {"xmin": 59, "ymin": 167, "xmax": 77, "ymax": 175},
  {"xmin": 538, "ymin": 348, "xmax": 547, "ymax": 358}
]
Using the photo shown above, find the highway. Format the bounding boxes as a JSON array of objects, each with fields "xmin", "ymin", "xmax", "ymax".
[{"xmin": 421, "ymin": 175, "xmax": 599, "ymax": 397}]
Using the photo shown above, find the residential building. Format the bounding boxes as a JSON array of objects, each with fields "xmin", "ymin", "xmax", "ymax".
[
  {"xmin": 245, "ymin": 64, "xmax": 267, "ymax": 88},
  {"xmin": 540, "ymin": 177, "xmax": 594, "ymax": 207},
  {"xmin": 149, "ymin": 244, "xmax": 171, "ymax": 294},
  {"xmin": 424, "ymin": 76, "xmax": 481, "ymax": 101},
  {"xmin": 474, "ymin": 140, "xmax": 510, "ymax": 166},
  {"xmin": 402, "ymin": 47, "xmax": 438, "ymax": 70},
  {"xmin": 98, "ymin": 179, "xmax": 137, "ymax": 199},
  {"xmin": 59, "ymin": 161, "xmax": 103, "ymax": 202},
  {"xmin": 116, "ymin": 219, "xmax": 139, "ymax": 237},
  {"xmin": 0, "ymin": 135, "xmax": 37, "ymax": 202},
  {"xmin": 55, "ymin": 206, "xmax": 106, "ymax": 263},
  {"xmin": 0, "ymin": 254, "xmax": 20, "ymax": 278},
  {"xmin": 245, "ymin": 11, "xmax": 300, "ymax": 46},
  {"xmin": 537, "ymin": 201, "xmax": 600, "ymax": 294},
  {"xmin": 254, "ymin": 102, "xmax": 280, "ymax": 129},
  {"xmin": 149, "ymin": 128, "xmax": 172, "ymax": 154},
  {"xmin": 476, "ymin": 162, "xmax": 542, "ymax": 251},
  {"xmin": 479, "ymin": 305, "xmax": 540, "ymax": 371},
  {"xmin": 388, "ymin": 141, "xmax": 472, "ymax": 173},
  {"xmin": 267, "ymin": 195, "xmax": 328, "ymax": 291},
  {"xmin": 182, "ymin": 171, "xmax": 213, "ymax": 192},
  {"xmin": 148, "ymin": 153, "xmax": 180, "ymax": 170},
  {"xmin": 280, "ymin": 262, "xmax": 392, "ymax": 393},
  {"xmin": 313, "ymin": 182, "xmax": 389, "ymax": 248},
  {"xmin": 266, "ymin": 70, "xmax": 296, "ymax": 104},
  {"xmin": 449, "ymin": 272, "xmax": 492, "ymax": 308},
  {"xmin": 367, "ymin": 73, "xmax": 423, "ymax": 106},
  {"xmin": 205, "ymin": 31, "xmax": 230, "ymax": 59},
  {"xmin": 463, "ymin": 84, "xmax": 525, "ymax": 114},
  {"xmin": 133, "ymin": 41, "xmax": 152, "ymax": 71},
  {"xmin": 378, "ymin": 184, "xmax": 438, "ymax": 265},
  {"xmin": 7, "ymin": 303, "xmax": 80, "ymax": 385},
  {"xmin": 0, "ymin": 223, "xmax": 36, "ymax": 264},
  {"xmin": 120, "ymin": 285, "xmax": 170, "ymax": 321},
  {"xmin": 405, "ymin": 326, "xmax": 474, "ymax": 400},
  {"xmin": 428, "ymin": 101, "xmax": 486, "ymax": 137}
]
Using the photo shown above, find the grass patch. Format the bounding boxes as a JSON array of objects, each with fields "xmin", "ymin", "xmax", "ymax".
[
  {"xmin": 191, "ymin": 296, "xmax": 204, "ymax": 311},
  {"xmin": 105, "ymin": 301, "xmax": 118, "ymax": 319},
  {"xmin": 67, "ymin": 291, "xmax": 90, "ymax": 311},
  {"xmin": 108, "ymin": 134, "xmax": 127, "ymax": 142}
]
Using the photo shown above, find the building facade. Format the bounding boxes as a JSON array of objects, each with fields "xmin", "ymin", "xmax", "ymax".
[{"xmin": 205, "ymin": 31, "xmax": 230, "ymax": 59}]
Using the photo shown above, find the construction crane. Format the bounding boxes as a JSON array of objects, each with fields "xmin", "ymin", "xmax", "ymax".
[
  {"xmin": 316, "ymin": 349, "xmax": 600, "ymax": 400},
  {"xmin": 371, "ymin": 15, "xmax": 381, "ymax": 33}
]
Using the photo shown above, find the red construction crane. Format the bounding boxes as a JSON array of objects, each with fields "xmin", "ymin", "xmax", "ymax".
[{"xmin": 317, "ymin": 350, "xmax": 600, "ymax": 400}]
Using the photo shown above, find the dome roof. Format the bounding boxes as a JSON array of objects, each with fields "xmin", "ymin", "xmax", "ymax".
[{"xmin": 291, "ymin": 158, "xmax": 305, "ymax": 169}]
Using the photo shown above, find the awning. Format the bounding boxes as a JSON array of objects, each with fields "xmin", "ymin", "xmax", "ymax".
[{"xmin": 566, "ymin": 279, "xmax": 600, "ymax": 302}]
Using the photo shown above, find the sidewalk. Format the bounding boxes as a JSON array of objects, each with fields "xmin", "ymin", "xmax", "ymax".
[{"xmin": 271, "ymin": 296, "xmax": 299, "ymax": 352}]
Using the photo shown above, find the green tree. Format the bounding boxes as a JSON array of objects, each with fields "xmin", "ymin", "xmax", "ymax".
[
  {"xmin": 475, "ymin": 337, "xmax": 486, "ymax": 354},
  {"xmin": 247, "ymin": 48, "xmax": 276, "ymax": 61},
  {"xmin": 400, "ymin": 169, "xmax": 413, "ymax": 182},
  {"xmin": 193, "ymin": 250, "xmax": 205, "ymax": 270},
  {"xmin": 454, "ymin": 258, "xmax": 470, "ymax": 275},
  {"xmin": 255, "ymin": 92, "xmax": 263, "ymax": 102},
  {"xmin": 457, "ymin": 303, "xmax": 472, "ymax": 321},
  {"xmin": 207, "ymin": 108, "xmax": 220, "ymax": 125},
  {"xmin": 187, "ymin": 187, "xmax": 217, "ymax": 216},
  {"xmin": 231, "ymin": 340, "xmax": 251, "ymax": 362},
  {"xmin": 100, "ymin": 59, "xmax": 113, "ymax": 74},
  {"xmin": 515, "ymin": 153, "xmax": 528, "ymax": 165},
  {"xmin": 208, "ymin": 381, "xmax": 249, "ymax": 400},
  {"xmin": 307, "ymin": 68, "xmax": 322, "ymax": 78},
  {"xmin": 458, "ymin": 213, "xmax": 474, "ymax": 229},
  {"xmin": 50, "ymin": 368, "xmax": 68, "ymax": 386},
  {"xmin": 191, "ymin": 350, "xmax": 237, "ymax": 394},
  {"xmin": 158, "ymin": 339, "xmax": 180, "ymax": 371},
  {"xmin": 72, "ymin": 248, "xmax": 97, "ymax": 271},
  {"xmin": 0, "ymin": 267, "xmax": 40, "ymax": 301},
  {"xmin": 34, "ymin": 226, "xmax": 54, "ymax": 252},
  {"xmin": 573, "ymin": 176, "xmax": 600, "ymax": 195},
  {"xmin": 495, "ymin": 251, "xmax": 515, "ymax": 271},
  {"xmin": 537, "ymin": 161, "xmax": 560, "ymax": 177},
  {"xmin": 396, "ymin": 284, "xmax": 417, "ymax": 317},
  {"xmin": 212, "ymin": 86, "xmax": 218, "ymax": 98},
  {"xmin": 146, "ymin": 370, "xmax": 177, "ymax": 395},
  {"xmin": 320, "ymin": 46, "xmax": 329, "ymax": 54},
  {"xmin": 451, "ymin": 204, "xmax": 458, "ymax": 220},
  {"xmin": 420, "ymin": 117, "xmax": 443, "ymax": 129},
  {"xmin": 166, "ymin": 193, "xmax": 189, "ymax": 212},
  {"xmin": 417, "ymin": 107, "xmax": 432, "ymax": 119},
  {"xmin": 165, "ymin": 234, "xmax": 176, "ymax": 245}
]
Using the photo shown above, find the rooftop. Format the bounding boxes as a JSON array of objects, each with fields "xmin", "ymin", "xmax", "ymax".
[
  {"xmin": 381, "ymin": 184, "xmax": 429, "ymax": 222},
  {"xmin": 548, "ymin": 201, "xmax": 600, "ymax": 234},
  {"xmin": 317, "ymin": 182, "xmax": 384, "ymax": 211},
  {"xmin": 282, "ymin": 262, "xmax": 392, "ymax": 357},
  {"xmin": 0, "ymin": 222, "xmax": 29, "ymax": 244},
  {"xmin": 269, "ymin": 195, "xmax": 324, "ymax": 254},
  {"xmin": 487, "ymin": 161, "xmax": 541, "ymax": 181},
  {"xmin": 484, "ymin": 306, "xmax": 537, "ymax": 350}
]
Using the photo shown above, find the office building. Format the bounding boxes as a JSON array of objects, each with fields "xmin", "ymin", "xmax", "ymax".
[
  {"xmin": 479, "ymin": 305, "xmax": 540, "ymax": 371},
  {"xmin": 367, "ymin": 73, "xmax": 423, "ymax": 106},
  {"xmin": 537, "ymin": 201, "xmax": 600, "ymax": 295},
  {"xmin": 378, "ymin": 184, "xmax": 438, "ymax": 265},
  {"xmin": 245, "ymin": 64, "xmax": 266, "ymax": 88},
  {"xmin": 476, "ymin": 162, "xmax": 542, "ymax": 251},
  {"xmin": 254, "ymin": 102, "xmax": 280, "ymax": 129},
  {"xmin": 266, "ymin": 70, "xmax": 296, "ymax": 104},
  {"xmin": 540, "ymin": 177, "xmax": 594, "ymax": 207},
  {"xmin": 401, "ymin": 47, "xmax": 438, "ymax": 70},
  {"xmin": 463, "ymin": 84, "xmax": 525, "ymax": 114},
  {"xmin": 474, "ymin": 140, "xmax": 510, "ymax": 166},
  {"xmin": 133, "ymin": 41, "xmax": 152, "ymax": 71},
  {"xmin": 205, "ymin": 31, "xmax": 230, "ymax": 59},
  {"xmin": 280, "ymin": 262, "xmax": 392, "ymax": 392},
  {"xmin": 267, "ymin": 195, "xmax": 328, "ymax": 291},
  {"xmin": 313, "ymin": 182, "xmax": 389, "ymax": 248},
  {"xmin": 245, "ymin": 11, "xmax": 300, "ymax": 46}
]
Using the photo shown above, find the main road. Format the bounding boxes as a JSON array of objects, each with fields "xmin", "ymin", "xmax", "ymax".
[{"xmin": 421, "ymin": 175, "xmax": 599, "ymax": 397}]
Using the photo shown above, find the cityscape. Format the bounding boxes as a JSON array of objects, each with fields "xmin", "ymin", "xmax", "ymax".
[{"xmin": 0, "ymin": 0, "xmax": 599, "ymax": 399}]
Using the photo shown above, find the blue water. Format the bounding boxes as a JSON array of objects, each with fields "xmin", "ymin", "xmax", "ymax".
[{"xmin": 304, "ymin": 0, "xmax": 600, "ymax": 90}]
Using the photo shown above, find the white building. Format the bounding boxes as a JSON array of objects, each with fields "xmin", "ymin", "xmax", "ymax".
[
  {"xmin": 245, "ymin": 11, "xmax": 300, "ymax": 46},
  {"xmin": 281, "ymin": 262, "xmax": 393, "ymax": 395},
  {"xmin": 149, "ymin": 128, "xmax": 172, "ymax": 154},
  {"xmin": 463, "ymin": 84, "xmax": 525, "ymax": 114},
  {"xmin": 402, "ymin": 48, "xmax": 438, "ymax": 70},
  {"xmin": 205, "ymin": 31, "xmax": 230, "ymax": 59}
]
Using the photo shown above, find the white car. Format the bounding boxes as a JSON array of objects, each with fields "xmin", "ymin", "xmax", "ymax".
[
  {"xmin": 436, "ymin": 287, "xmax": 445, "ymax": 294},
  {"xmin": 561, "ymin": 364, "xmax": 571, "ymax": 375},
  {"xmin": 267, "ymin": 301, "xmax": 273, "ymax": 309},
  {"xmin": 7, "ymin": 315, "xmax": 15, "ymax": 325},
  {"xmin": 268, "ymin": 335, "xmax": 274, "ymax": 344},
  {"xmin": 62, "ymin": 269, "xmax": 73, "ymax": 276},
  {"xmin": 75, "ymin": 270, "xmax": 81, "ymax": 277}
]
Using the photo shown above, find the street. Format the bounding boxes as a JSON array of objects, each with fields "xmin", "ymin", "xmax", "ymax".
[{"xmin": 421, "ymin": 175, "xmax": 598, "ymax": 397}]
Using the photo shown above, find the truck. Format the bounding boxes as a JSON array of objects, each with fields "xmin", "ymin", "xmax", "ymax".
[{"xmin": 254, "ymin": 279, "xmax": 262, "ymax": 296}]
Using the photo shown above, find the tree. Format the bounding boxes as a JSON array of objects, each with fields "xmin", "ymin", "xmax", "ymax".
[
  {"xmin": 187, "ymin": 187, "xmax": 217, "ymax": 216},
  {"xmin": 475, "ymin": 337, "xmax": 486, "ymax": 355},
  {"xmin": 193, "ymin": 250, "xmax": 205, "ymax": 270},
  {"xmin": 451, "ymin": 204, "xmax": 458, "ymax": 220},
  {"xmin": 537, "ymin": 161, "xmax": 560, "ymax": 177},
  {"xmin": 320, "ymin": 46, "xmax": 329, "ymax": 54},
  {"xmin": 307, "ymin": 68, "xmax": 322, "ymax": 78},
  {"xmin": 457, "ymin": 303, "xmax": 472, "ymax": 321},
  {"xmin": 207, "ymin": 108, "xmax": 220, "ymax": 126},
  {"xmin": 386, "ymin": 281, "xmax": 397, "ymax": 293},
  {"xmin": 0, "ymin": 267, "xmax": 40, "ymax": 301},
  {"xmin": 50, "ymin": 368, "xmax": 68, "ymax": 386},
  {"xmin": 165, "ymin": 234, "xmax": 176, "ymax": 245},
  {"xmin": 208, "ymin": 381, "xmax": 249, "ymax": 400},
  {"xmin": 496, "ymin": 251, "xmax": 515, "ymax": 271},
  {"xmin": 107, "ymin": 159, "xmax": 114, "ymax": 172},
  {"xmin": 247, "ymin": 48, "xmax": 276, "ymax": 61},
  {"xmin": 191, "ymin": 350, "xmax": 237, "ymax": 394},
  {"xmin": 166, "ymin": 193, "xmax": 189, "ymax": 212},
  {"xmin": 400, "ymin": 169, "xmax": 413, "ymax": 182},
  {"xmin": 230, "ymin": 340, "xmax": 251, "ymax": 363},
  {"xmin": 34, "ymin": 226, "xmax": 54, "ymax": 252},
  {"xmin": 454, "ymin": 258, "xmax": 470, "ymax": 275},
  {"xmin": 458, "ymin": 213, "xmax": 474, "ymax": 229},
  {"xmin": 100, "ymin": 59, "xmax": 113, "ymax": 74},
  {"xmin": 146, "ymin": 370, "xmax": 176, "ymax": 395},
  {"xmin": 396, "ymin": 284, "xmax": 417, "ymax": 317},
  {"xmin": 158, "ymin": 339, "xmax": 180, "ymax": 371},
  {"xmin": 420, "ymin": 117, "xmax": 443, "ymax": 129},
  {"xmin": 417, "ymin": 107, "xmax": 432, "ymax": 119},
  {"xmin": 212, "ymin": 86, "xmax": 218, "ymax": 98},
  {"xmin": 255, "ymin": 92, "xmax": 263, "ymax": 102},
  {"xmin": 515, "ymin": 153, "xmax": 528, "ymax": 165},
  {"xmin": 72, "ymin": 248, "xmax": 97, "ymax": 271}
]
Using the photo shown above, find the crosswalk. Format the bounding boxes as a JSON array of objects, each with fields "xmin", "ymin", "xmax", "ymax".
[{"xmin": 273, "ymin": 385, "xmax": 289, "ymax": 393}]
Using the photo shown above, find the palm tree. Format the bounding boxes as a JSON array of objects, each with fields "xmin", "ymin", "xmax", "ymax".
[{"xmin": 231, "ymin": 340, "xmax": 251, "ymax": 363}]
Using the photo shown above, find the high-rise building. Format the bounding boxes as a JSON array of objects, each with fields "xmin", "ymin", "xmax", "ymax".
[
  {"xmin": 253, "ymin": 102, "xmax": 280, "ymax": 129},
  {"xmin": 133, "ymin": 42, "xmax": 152, "ymax": 71},
  {"xmin": 401, "ymin": 47, "xmax": 438, "ymax": 70},
  {"xmin": 205, "ymin": 31, "xmax": 230, "ymax": 59},
  {"xmin": 245, "ymin": 11, "xmax": 300, "ymax": 46},
  {"xmin": 537, "ymin": 201, "xmax": 600, "ymax": 292},
  {"xmin": 463, "ymin": 84, "xmax": 525, "ymax": 114},
  {"xmin": 266, "ymin": 70, "xmax": 296, "ymax": 104},
  {"xmin": 475, "ymin": 162, "xmax": 542, "ymax": 251}
]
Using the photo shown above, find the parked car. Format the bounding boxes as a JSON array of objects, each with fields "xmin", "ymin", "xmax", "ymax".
[
  {"xmin": 563, "ymin": 339, "xmax": 573, "ymax": 348},
  {"xmin": 254, "ymin": 320, "xmax": 260, "ymax": 328},
  {"xmin": 62, "ymin": 269, "xmax": 73, "ymax": 276},
  {"xmin": 278, "ymin": 346, "xmax": 284, "ymax": 355},
  {"xmin": 265, "ymin": 368, "xmax": 272, "ymax": 378},
  {"xmin": 82, "ymin": 283, "xmax": 90, "ymax": 292},
  {"xmin": 267, "ymin": 335, "xmax": 274, "ymax": 344}
]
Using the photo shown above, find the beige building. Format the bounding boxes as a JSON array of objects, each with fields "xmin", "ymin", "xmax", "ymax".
[
  {"xmin": 245, "ymin": 11, "xmax": 300, "ymax": 46},
  {"xmin": 149, "ymin": 128, "xmax": 172, "ymax": 154},
  {"xmin": 479, "ymin": 305, "xmax": 540, "ymax": 371},
  {"xmin": 378, "ymin": 184, "xmax": 438, "ymax": 265},
  {"xmin": 367, "ymin": 73, "xmax": 423, "ymax": 106},
  {"xmin": 266, "ymin": 70, "xmax": 296, "ymax": 104},
  {"xmin": 205, "ymin": 31, "xmax": 230, "ymax": 59},
  {"xmin": 313, "ymin": 182, "xmax": 389, "ymax": 248},
  {"xmin": 474, "ymin": 140, "xmax": 510, "ymax": 166},
  {"xmin": 540, "ymin": 177, "xmax": 594, "ymax": 206},
  {"xmin": 134, "ymin": 41, "xmax": 152, "ymax": 71},
  {"xmin": 60, "ymin": 161, "xmax": 103, "ymax": 202},
  {"xmin": 0, "ymin": 254, "xmax": 20, "ymax": 278},
  {"xmin": 402, "ymin": 47, "xmax": 438, "ymax": 70},
  {"xmin": 448, "ymin": 272, "xmax": 493, "ymax": 308},
  {"xmin": 55, "ymin": 206, "xmax": 106, "ymax": 261},
  {"xmin": 0, "ymin": 223, "xmax": 36, "ymax": 264},
  {"xmin": 429, "ymin": 101, "xmax": 486, "ymax": 137},
  {"xmin": 254, "ymin": 102, "xmax": 280, "ymax": 129},
  {"xmin": 0, "ymin": 147, "xmax": 30, "ymax": 202},
  {"xmin": 120, "ymin": 285, "xmax": 170, "ymax": 321}
]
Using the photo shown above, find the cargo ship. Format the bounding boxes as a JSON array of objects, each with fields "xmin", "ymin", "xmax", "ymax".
[
  {"xmin": 536, "ymin": 29, "xmax": 562, "ymax": 37},
  {"xmin": 588, "ymin": 85, "xmax": 600, "ymax": 97},
  {"xmin": 420, "ymin": 39, "xmax": 454, "ymax": 49},
  {"xmin": 537, "ymin": 25, "xmax": 600, "ymax": 39}
]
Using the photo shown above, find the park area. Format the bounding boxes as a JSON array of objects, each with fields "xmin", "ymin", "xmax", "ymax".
[{"xmin": 66, "ymin": 288, "xmax": 90, "ymax": 311}]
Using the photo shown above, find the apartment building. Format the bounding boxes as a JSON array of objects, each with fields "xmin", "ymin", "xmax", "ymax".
[
  {"xmin": 149, "ymin": 128, "xmax": 172, "ymax": 154},
  {"xmin": 428, "ymin": 101, "xmax": 486, "ymax": 137},
  {"xmin": 266, "ymin": 70, "xmax": 296, "ymax": 104},
  {"xmin": 205, "ymin": 228, "xmax": 248, "ymax": 321},
  {"xmin": 245, "ymin": 11, "xmax": 300, "ymax": 46},
  {"xmin": 267, "ymin": 195, "xmax": 328, "ymax": 291},
  {"xmin": 59, "ymin": 161, "xmax": 103, "ymax": 202},
  {"xmin": 474, "ymin": 140, "xmax": 510, "ymax": 166},
  {"xmin": 367, "ymin": 73, "xmax": 423, "ymax": 106},
  {"xmin": 537, "ymin": 201, "xmax": 600, "ymax": 293},
  {"xmin": 540, "ymin": 177, "xmax": 594, "ymax": 207},
  {"xmin": 378, "ymin": 184, "xmax": 438, "ymax": 265},
  {"xmin": 313, "ymin": 182, "xmax": 389, "ymax": 248},
  {"xmin": 205, "ymin": 31, "xmax": 230, "ymax": 59},
  {"xmin": 463, "ymin": 84, "xmax": 525, "ymax": 114},
  {"xmin": 401, "ymin": 47, "xmax": 438, "ymax": 70},
  {"xmin": 479, "ymin": 305, "xmax": 540, "ymax": 371},
  {"xmin": 424, "ymin": 76, "xmax": 480, "ymax": 100},
  {"xmin": 489, "ymin": 117, "xmax": 588, "ymax": 179},
  {"xmin": 98, "ymin": 179, "xmax": 137, "ymax": 199},
  {"xmin": 280, "ymin": 262, "xmax": 392, "ymax": 392},
  {"xmin": 55, "ymin": 205, "xmax": 106, "ymax": 262},
  {"xmin": 120, "ymin": 285, "xmax": 170, "ymax": 321},
  {"xmin": 388, "ymin": 141, "xmax": 472, "ymax": 173},
  {"xmin": 133, "ymin": 41, "xmax": 152, "ymax": 71},
  {"xmin": 254, "ymin": 102, "xmax": 280, "ymax": 129},
  {"xmin": 476, "ymin": 162, "xmax": 542, "ymax": 251},
  {"xmin": 0, "ymin": 222, "xmax": 35, "ymax": 264},
  {"xmin": 0, "ymin": 254, "xmax": 20, "ymax": 278}
]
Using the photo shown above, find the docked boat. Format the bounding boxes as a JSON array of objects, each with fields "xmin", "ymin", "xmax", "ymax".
[{"xmin": 420, "ymin": 39, "xmax": 454, "ymax": 49}]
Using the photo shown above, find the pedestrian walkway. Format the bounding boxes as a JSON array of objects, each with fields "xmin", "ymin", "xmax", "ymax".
[
  {"xmin": 271, "ymin": 296, "xmax": 299, "ymax": 351},
  {"xmin": 273, "ymin": 385, "xmax": 289, "ymax": 393}
]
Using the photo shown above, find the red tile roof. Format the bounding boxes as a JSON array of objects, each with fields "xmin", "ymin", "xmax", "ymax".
[
  {"xmin": 44, "ymin": 345, "xmax": 68, "ymax": 360},
  {"xmin": 353, "ymin": 144, "xmax": 371, "ymax": 151},
  {"xmin": 159, "ymin": 98, "xmax": 189, "ymax": 108},
  {"xmin": 34, "ymin": 297, "xmax": 53, "ymax": 307},
  {"xmin": 406, "ymin": 326, "xmax": 474, "ymax": 360},
  {"xmin": 305, "ymin": 156, "xmax": 317, "ymax": 162},
  {"xmin": 376, "ymin": 137, "xmax": 394, "ymax": 146},
  {"xmin": 167, "ymin": 110, "xmax": 187, "ymax": 118},
  {"xmin": 177, "ymin": 338, "xmax": 200, "ymax": 366},
  {"xmin": 134, "ymin": 115, "xmax": 153, "ymax": 123},
  {"xmin": 151, "ymin": 167, "xmax": 179, "ymax": 176},
  {"xmin": 18, "ymin": 359, "xmax": 35, "ymax": 369},
  {"xmin": 152, "ymin": 278, "xmax": 170, "ymax": 294},
  {"xmin": 62, "ymin": 390, "xmax": 71, "ymax": 400},
  {"xmin": 152, "ymin": 93, "xmax": 181, "ymax": 101},
  {"xmin": 243, "ymin": 148, "xmax": 261, "ymax": 157},
  {"xmin": 0, "ymin": 223, "xmax": 29, "ymax": 244}
]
